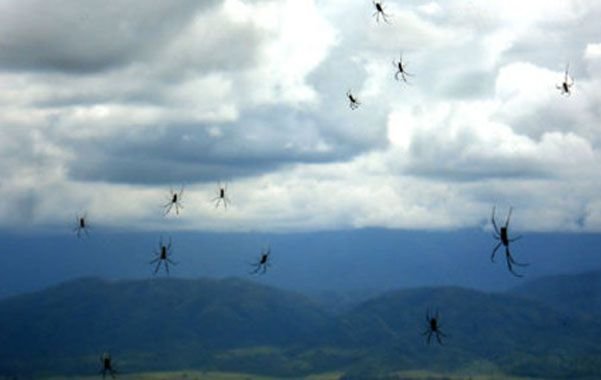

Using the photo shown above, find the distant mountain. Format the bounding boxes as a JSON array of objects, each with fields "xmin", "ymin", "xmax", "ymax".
[
  {"xmin": 509, "ymin": 270, "xmax": 601, "ymax": 316},
  {"xmin": 1, "ymin": 277, "xmax": 601, "ymax": 379}
]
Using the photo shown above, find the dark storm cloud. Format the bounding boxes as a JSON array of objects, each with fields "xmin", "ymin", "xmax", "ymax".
[
  {"xmin": 63, "ymin": 106, "xmax": 376, "ymax": 184},
  {"xmin": 0, "ymin": 0, "xmax": 217, "ymax": 73}
]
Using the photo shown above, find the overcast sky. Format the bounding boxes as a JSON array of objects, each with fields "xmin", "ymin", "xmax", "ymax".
[{"xmin": 0, "ymin": 0, "xmax": 600, "ymax": 233}]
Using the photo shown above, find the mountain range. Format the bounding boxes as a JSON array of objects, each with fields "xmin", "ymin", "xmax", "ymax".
[{"xmin": 1, "ymin": 271, "xmax": 601, "ymax": 379}]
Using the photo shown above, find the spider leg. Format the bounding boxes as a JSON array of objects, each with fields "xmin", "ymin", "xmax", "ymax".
[
  {"xmin": 491, "ymin": 207, "xmax": 500, "ymax": 235},
  {"xmin": 505, "ymin": 207, "xmax": 513, "ymax": 228},
  {"xmin": 505, "ymin": 248, "xmax": 523, "ymax": 277},
  {"xmin": 507, "ymin": 251, "xmax": 529, "ymax": 267},
  {"xmin": 491, "ymin": 242, "xmax": 502, "ymax": 262},
  {"xmin": 492, "ymin": 233, "xmax": 500, "ymax": 240},
  {"xmin": 154, "ymin": 260, "xmax": 162, "ymax": 275},
  {"xmin": 426, "ymin": 331, "xmax": 432, "ymax": 344},
  {"xmin": 165, "ymin": 261, "xmax": 170, "ymax": 275},
  {"xmin": 509, "ymin": 235, "xmax": 522, "ymax": 242},
  {"xmin": 435, "ymin": 331, "xmax": 444, "ymax": 345},
  {"xmin": 166, "ymin": 258, "xmax": 178, "ymax": 265},
  {"xmin": 149, "ymin": 257, "xmax": 160, "ymax": 264}
]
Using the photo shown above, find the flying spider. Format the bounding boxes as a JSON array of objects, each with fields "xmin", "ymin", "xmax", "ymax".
[
  {"xmin": 346, "ymin": 90, "xmax": 360, "ymax": 110},
  {"xmin": 393, "ymin": 53, "xmax": 413, "ymax": 83},
  {"xmin": 372, "ymin": 0, "xmax": 391, "ymax": 23},
  {"xmin": 150, "ymin": 236, "xmax": 177, "ymax": 275},
  {"xmin": 73, "ymin": 213, "xmax": 90, "ymax": 238},
  {"xmin": 250, "ymin": 246, "xmax": 272, "ymax": 275},
  {"xmin": 163, "ymin": 186, "xmax": 184, "ymax": 216},
  {"xmin": 556, "ymin": 63, "xmax": 574, "ymax": 96},
  {"xmin": 491, "ymin": 206, "xmax": 528, "ymax": 277},
  {"xmin": 99, "ymin": 352, "xmax": 116, "ymax": 379},
  {"xmin": 212, "ymin": 182, "xmax": 230, "ymax": 209},
  {"xmin": 422, "ymin": 309, "xmax": 446, "ymax": 345}
]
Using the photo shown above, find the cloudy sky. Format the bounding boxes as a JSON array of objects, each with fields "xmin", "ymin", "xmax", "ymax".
[{"xmin": 1, "ymin": 0, "xmax": 600, "ymax": 233}]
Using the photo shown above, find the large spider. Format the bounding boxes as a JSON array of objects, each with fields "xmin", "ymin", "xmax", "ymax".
[
  {"xmin": 422, "ymin": 309, "xmax": 446, "ymax": 345},
  {"xmin": 163, "ymin": 186, "xmax": 184, "ymax": 216},
  {"xmin": 99, "ymin": 352, "xmax": 116, "ymax": 379},
  {"xmin": 393, "ymin": 53, "xmax": 413, "ymax": 83},
  {"xmin": 73, "ymin": 213, "xmax": 90, "ymax": 238},
  {"xmin": 250, "ymin": 246, "xmax": 271, "ymax": 275},
  {"xmin": 346, "ymin": 90, "xmax": 360, "ymax": 110},
  {"xmin": 372, "ymin": 0, "xmax": 391, "ymax": 23},
  {"xmin": 556, "ymin": 63, "xmax": 574, "ymax": 96},
  {"xmin": 491, "ymin": 206, "xmax": 528, "ymax": 277},
  {"xmin": 150, "ymin": 236, "xmax": 177, "ymax": 275},
  {"xmin": 212, "ymin": 182, "xmax": 230, "ymax": 209}
]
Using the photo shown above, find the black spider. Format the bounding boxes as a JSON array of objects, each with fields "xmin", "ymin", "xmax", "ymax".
[
  {"xmin": 163, "ymin": 186, "xmax": 184, "ymax": 216},
  {"xmin": 250, "ymin": 246, "xmax": 271, "ymax": 275},
  {"xmin": 393, "ymin": 53, "xmax": 413, "ymax": 83},
  {"xmin": 99, "ymin": 352, "xmax": 116, "ymax": 379},
  {"xmin": 73, "ymin": 213, "xmax": 90, "ymax": 238},
  {"xmin": 372, "ymin": 0, "xmax": 391, "ymax": 23},
  {"xmin": 491, "ymin": 206, "xmax": 528, "ymax": 277},
  {"xmin": 556, "ymin": 63, "xmax": 574, "ymax": 96},
  {"xmin": 150, "ymin": 236, "xmax": 177, "ymax": 275},
  {"xmin": 422, "ymin": 309, "xmax": 446, "ymax": 345},
  {"xmin": 212, "ymin": 182, "xmax": 230, "ymax": 209},
  {"xmin": 346, "ymin": 90, "xmax": 360, "ymax": 110}
]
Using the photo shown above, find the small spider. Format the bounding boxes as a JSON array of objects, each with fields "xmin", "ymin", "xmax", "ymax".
[
  {"xmin": 372, "ymin": 0, "xmax": 391, "ymax": 23},
  {"xmin": 99, "ymin": 352, "xmax": 116, "ymax": 379},
  {"xmin": 491, "ymin": 206, "xmax": 528, "ymax": 277},
  {"xmin": 556, "ymin": 63, "xmax": 574, "ymax": 96},
  {"xmin": 393, "ymin": 53, "xmax": 413, "ymax": 83},
  {"xmin": 422, "ymin": 309, "xmax": 446, "ymax": 345},
  {"xmin": 149, "ymin": 236, "xmax": 177, "ymax": 275},
  {"xmin": 73, "ymin": 213, "xmax": 90, "ymax": 238},
  {"xmin": 346, "ymin": 90, "xmax": 360, "ymax": 110},
  {"xmin": 250, "ymin": 246, "xmax": 272, "ymax": 275},
  {"xmin": 163, "ymin": 186, "xmax": 184, "ymax": 216},
  {"xmin": 212, "ymin": 182, "xmax": 230, "ymax": 209}
]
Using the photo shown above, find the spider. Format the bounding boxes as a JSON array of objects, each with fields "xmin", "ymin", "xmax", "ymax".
[
  {"xmin": 150, "ymin": 236, "xmax": 177, "ymax": 275},
  {"xmin": 372, "ymin": 0, "xmax": 391, "ymax": 23},
  {"xmin": 556, "ymin": 63, "xmax": 574, "ymax": 96},
  {"xmin": 346, "ymin": 90, "xmax": 360, "ymax": 110},
  {"xmin": 393, "ymin": 53, "xmax": 413, "ymax": 83},
  {"xmin": 250, "ymin": 246, "xmax": 271, "ymax": 275},
  {"xmin": 491, "ymin": 206, "xmax": 528, "ymax": 277},
  {"xmin": 212, "ymin": 182, "xmax": 230, "ymax": 209},
  {"xmin": 422, "ymin": 309, "xmax": 446, "ymax": 345},
  {"xmin": 73, "ymin": 213, "xmax": 90, "ymax": 238},
  {"xmin": 99, "ymin": 352, "xmax": 116, "ymax": 379},
  {"xmin": 163, "ymin": 186, "xmax": 184, "ymax": 216}
]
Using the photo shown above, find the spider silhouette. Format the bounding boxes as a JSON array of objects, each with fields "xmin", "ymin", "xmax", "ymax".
[
  {"xmin": 346, "ymin": 90, "xmax": 360, "ymax": 110},
  {"xmin": 422, "ymin": 309, "xmax": 446, "ymax": 345},
  {"xmin": 73, "ymin": 213, "xmax": 90, "ymax": 238},
  {"xmin": 393, "ymin": 53, "xmax": 413, "ymax": 83},
  {"xmin": 163, "ymin": 186, "xmax": 184, "ymax": 216},
  {"xmin": 150, "ymin": 236, "xmax": 177, "ymax": 275},
  {"xmin": 212, "ymin": 182, "xmax": 230, "ymax": 209},
  {"xmin": 372, "ymin": 0, "xmax": 391, "ymax": 23},
  {"xmin": 250, "ymin": 246, "xmax": 272, "ymax": 275},
  {"xmin": 99, "ymin": 352, "xmax": 116, "ymax": 379},
  {"xmin": 491, "ymin": 206, "xmax": 528, "ymax": 277},
  {"xmin": 556, "ymin": 63, "xmax": 574, "ymax": 96}
]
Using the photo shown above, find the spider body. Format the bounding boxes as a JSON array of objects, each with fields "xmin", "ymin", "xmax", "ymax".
[
  {"xmin": 100, "ymin": 352, "xmax": 116, "ymax": 379},
  {"xmin": 213, "ymin": 182, "xmax": 230, "ymax": 209},
  {"xmin": 150, "ymin": 237, "xmax": 177, "ymax": 275},
  {"xmin": 372, "ymin": 0, "xmax": 390, "ymax": 23},
  {"xmin": 163, "ymin": 186, "xmax": 184, "ymax": 216},
  {"xmin": 491, "ymin": 206, "xmax": 528, "ymax": 277},
  {"xmin": 250, "ymin": 246, "xmax": 271, "ymax": 275},
  {"xmin": 393, "ymin": 53, "xmax": 413, "ymax": 83},
  {"xmin": 73, "ymin": 213, "xmax": 90, "ymax": 238},
  {"xmin": 346, "ymin": 90, "xmax": 360, "ymax": 110},
  {"xmin": 422, "ymin": 309, "xmax": 446, "ymax": 345},
  {"xmin": 556, "ymin": 64, "xmax": 574, "ymax": 96}
]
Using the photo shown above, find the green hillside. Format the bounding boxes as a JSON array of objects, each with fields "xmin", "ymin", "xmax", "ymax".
[{"xmin": 1, "ymin": 277, "xmax": 601, "ymax": 379}]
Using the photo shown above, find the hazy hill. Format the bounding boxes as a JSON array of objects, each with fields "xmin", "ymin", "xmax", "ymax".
[
  {"xmin": 1, "ymin": 276, "xmax": 601, "ymax": 379},
  {"xmin": 509, "ymin": 270, "xmax": 601, "ymax": 316}
]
